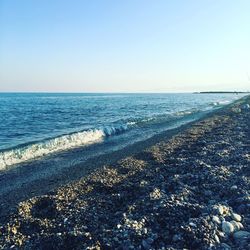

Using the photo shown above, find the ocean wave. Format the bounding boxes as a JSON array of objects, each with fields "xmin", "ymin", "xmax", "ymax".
[
  {"xmin": 0, "ymin": 103, "xmax": 219, "ymax": 170},
  {"xmin": 0, "ymin": 124, "xmax": 129, "ymax": 170},
  {"xmin": 210, "ymin": 100, "xmax": 230, "ymax": 106},
  {"xmin": 175, "ymin": 109, "xmax": 197, "ymax": 116},
  {"xmin": 103, "ymin": 124, "xmax": 128, "ymax": 136},
  {"xmin": 126, "ymin": 109, "xmax": 199, "ymax": 127},
  {"xmin": 126, "ymin": 121, "xmax": 136, "ymax": 126}
]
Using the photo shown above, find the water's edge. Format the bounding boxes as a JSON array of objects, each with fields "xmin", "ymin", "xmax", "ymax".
[{"xmin": 0, "ymin": 95, "xmax": 248, "ymax": 221}]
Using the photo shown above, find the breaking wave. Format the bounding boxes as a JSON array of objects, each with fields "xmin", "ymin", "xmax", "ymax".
[
  {"xmin": 0, "ymin": 98, "xmax": 232, "ymax": 170},
  {"xmin": 210, "ymin": 100, "xmax": 230, "ymax": 106},
  {"xmin": 0, "ymin": 125, "xmax": 128, "ymax": 170}
]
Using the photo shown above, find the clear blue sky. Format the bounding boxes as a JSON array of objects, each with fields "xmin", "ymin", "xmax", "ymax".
[{"xmin": 0, "ymin": 0, "xmax": 249, "ymax": 92}]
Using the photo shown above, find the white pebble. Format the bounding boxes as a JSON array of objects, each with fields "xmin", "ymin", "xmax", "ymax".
[
  {"xmin": 212, "ymin": 215, "xmax": 221, "ymax": 224},
  {"xmin": 214, "ymin": 234, "xmax": 220, "ymax": 243},
  {"xmin": 230, "ymin": 185, "xmax": 237, "ymax": 190},
  {"xmin": 231, "ymin": 213, "xmax": 241, "ymax": 222},
  {"xmin": 230, "ymin": 220, "xmax": 243, "ymax": 231},
  {"xmin": 218, "ymin": 205, "xmax": 224, "ymax": 215},
  {"xmin": 237, "ymin": 222, "xmax": 244, "ymax": 229},
  {"xmin": 230, "ymin": 221, "xmax": 239, "ymax": 231}
]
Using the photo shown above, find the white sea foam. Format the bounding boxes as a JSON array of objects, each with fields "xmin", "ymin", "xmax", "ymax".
[
  {"xmin": 127, "ymin": 121, "xmax": 136, "ymax": 126},
  {"xmin": 0, "ymin": 129, "xmax": 107, "ymax": 170},
  {"xmin": 175, "ymin": 110, "xmax": 194, "ymax": 116},
  {"xmin": 0, "ymin": 123, "xmax": 133, "ymax": 170},
  {"xmin": 103, "ymin": 124, "xmax": 128, "ymax": 136},
  {"xmin": 211, "ymin": 100, "xmax": 230, "ymax": 106}
]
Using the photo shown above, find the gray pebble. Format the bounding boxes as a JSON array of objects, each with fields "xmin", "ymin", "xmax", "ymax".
[
  {"xmin": 237, "ymin": 204, "xmax": 246, "ymax": 213},
  {"xmin": 222, "ymin": 221, "xmax": 234, "ymax": 235},
  {"xmin": 142, "ymin": 239, "xmax": 150, "ymax": 249},
  {"xmin": 220, "ymin": 243, "xmax": 231, "ymax": 250},
  {"xmin": 233, "ymin": 230, "xmax": 250, "ymax": 241}
]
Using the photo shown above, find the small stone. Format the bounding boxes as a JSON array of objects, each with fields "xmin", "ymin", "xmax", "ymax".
[
  {"xmin": 205, "ymin": 190, "xmax": 212, "ymax": 196},
  {"xmin": 230, "ymin": 220, "xmax": 243, "ymax": 231},
  {"xmin": 230, "ymin": 185, "xmax": 237, "ymax": 190},
  {"xmin": 222, "ymin": 221, "xmax": 234, "ymax": 235},
  {"xmin": 231, "ymin": 213, "xmax": 241, "ymax": 222},
  {"xmin": 149, "ymin": 188, "xmax": 162, "ymax": 200},
  {"xmin": 241, "ymin": 104, "xmax": 250, "ymax": 110},
  {"xmin": 233, "ymin": 231, "xmax": 250, "ymax": 241},
  {"xmin": 152, "ymin": 233, "xmax": 158, "ymax": 240},
  {"xmin": 214, "ymin": 234, "xmax": 220, "ymax": 243},
  {"xmin": 209, "ymin": 199, "xmax": 216, "ymax": 205},
  {"xmin": 189, "ymin": 222, "xmax": 196, "ymax": 227},
  {"xmin": 18, "ymin": 239, "xmax": 23, "ymax": 246},
  {"xmin": 146, "ymin": 237, "xmax": 154, "ymax": 244},
  {"xmin": 212, "ymin": 215, "xmax": 221, "ymax": 224},
  {"xmin": 142, "ymin": 239, "xmax": 150, "ymax": 249},
  {"xmin": 237, "ymin": 204, "xmax": 246, "ymax": 214},
  {"xmin": 114, "ymin": 237, "xmax": 119, "ymax": 242},
  {"xmin": 218, "ymin": 231, "xmax": 225, "ymax": 238},
  {"xmin": 12, "ymin": 227, "xmax": 17, "ymax": 235},
  {"xmin": 230, "ymin": 221, "xmax": 239, "ymax": 231},
  {"xmin": 220, "ymin": 243, "xmax": 231, "ymax": 250},
  {"xmin": 237, "ymin": 222, "xmax": 244, "ymax": 229},
  {"xmin": 218, "ymin": 206, "xmax": 224, "ymax": 215},
  {"xmin": 172, "ymin": 234, "xmax": 182, "ymax": 242}
]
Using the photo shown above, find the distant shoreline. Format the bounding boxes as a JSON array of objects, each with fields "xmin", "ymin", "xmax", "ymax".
[
  {"xmin": 194, "ymin": 91, "xmax": 250, "ymax": 94},
  {"xmin": 0, "ymin": 91, "xmax": 249, "ymax": 94}
]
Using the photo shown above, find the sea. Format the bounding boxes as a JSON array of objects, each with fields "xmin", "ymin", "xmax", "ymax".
[{"xmin": 0, "ymin": 93, "xmax": 245, "ymax": 171}]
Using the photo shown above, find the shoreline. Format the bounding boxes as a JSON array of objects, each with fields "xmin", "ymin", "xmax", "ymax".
[
  {"xmin": 0, "ymin": 95, "xmax": 249, "ymax": 249},
  {"xmin": 0, "ymin": 98, "xmax": 243, "ymax": 220}
]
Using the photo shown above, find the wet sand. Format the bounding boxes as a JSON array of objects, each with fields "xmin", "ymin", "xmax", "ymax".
[{"xmin": 0, "ymin": 95, "xmax": 249, "ymax": 249}]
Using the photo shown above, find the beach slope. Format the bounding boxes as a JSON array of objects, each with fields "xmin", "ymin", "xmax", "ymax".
[{"xmin": 0, "ymin": 96, "xmax": 249, "ymax": 249}]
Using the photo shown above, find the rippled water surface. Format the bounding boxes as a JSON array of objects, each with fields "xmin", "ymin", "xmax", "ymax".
[{"xmin": 0, "ymin": 93, "xmax": 244, "ymax": 169}]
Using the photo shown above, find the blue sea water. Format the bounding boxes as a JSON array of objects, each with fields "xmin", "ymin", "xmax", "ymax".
[{"xmin": 0, "ymin": 93, "xmax": 244, "ymax": 170}]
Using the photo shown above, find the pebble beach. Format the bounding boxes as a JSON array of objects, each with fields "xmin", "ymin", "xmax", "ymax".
[{"xmin": 0, "ymin": 95, "xmax": 249, "ymax": 249}]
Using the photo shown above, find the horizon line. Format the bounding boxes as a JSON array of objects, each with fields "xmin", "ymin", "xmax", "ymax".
[{"xmin": 0, "ymin": 90, "xmax": 250, "ymax": 94}]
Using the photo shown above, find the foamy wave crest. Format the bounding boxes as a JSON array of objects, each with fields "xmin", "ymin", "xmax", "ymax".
[
  {"xmin": 126, "ymin": 117, "xmax": 155, "ymax": 127},
  {"xmin": 175, "ymin": 110, "xmax": 196, "ymax": 116},
  {"xmin": 0, "ymin": 125, "xmax": 129, "ymax": 170},
  {"xmin": 103, "ymin": 124, "xmax": 128, "ymax": 136},
  {"xmin": 210, "ymin": 100, "xmax": 230, "ymax": 106}
]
